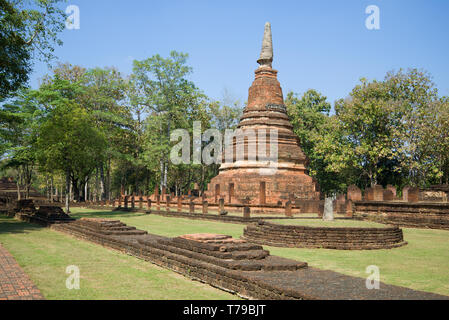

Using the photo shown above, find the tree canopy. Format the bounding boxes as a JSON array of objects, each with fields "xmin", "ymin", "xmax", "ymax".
[
  {"xmin": 287, "ymin": 69, "xmax": 449, "ymax": 195},
  {"xmin": 0, "ymin": 0, "xmax": 65, "ymax": 99}
]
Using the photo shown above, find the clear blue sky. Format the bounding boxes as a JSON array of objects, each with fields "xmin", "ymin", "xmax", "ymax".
[{"xmin": 30, "ymin": 0, "xmax": 449, "ymax": 107}]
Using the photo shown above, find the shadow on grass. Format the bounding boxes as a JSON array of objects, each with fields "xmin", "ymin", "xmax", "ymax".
[{"xmin": 0, "ymin": 214, "xmax": 45, "ymax": 235}]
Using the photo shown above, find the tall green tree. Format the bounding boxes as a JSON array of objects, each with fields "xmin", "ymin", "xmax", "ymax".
[
  {"xmin": 36, "ymin": 90, "xmax": 106, "ymax": 212},
  {"xmin": 332, "ymin": 69, "xmax": 441, "ymax": 190},
  {"xmin": 131, "ymin": 51, "xmax": 208, "ymax": 193},
  {"xmin": 286, "ymin": 89, "xmax": 353, "ymax": 195},
  {"xmin": 334, "ymin": 79, "xmax": 405, "ymax": 187},
  {"xmin": 386, "ymin": 69, "xmax": 440, "ymax": 186},
  {"xmin": 410, "ymin": 96, "xmax": 449, "ymax": 185},
  {"xmin": 0, "ymin": 89, "xmax": 42, "ymax": 198},
  {"xmin": 0, "ymin": 0, "xmax": 65, "ymax": 98},
  {"xmin": 83, "ymin": 67, "xmax": 129, "ymax": 200}
]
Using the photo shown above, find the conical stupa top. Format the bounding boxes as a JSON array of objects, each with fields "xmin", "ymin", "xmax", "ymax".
[{"xmin": 257, "ymin": 22, "xmax": 273, "ymax": 68}]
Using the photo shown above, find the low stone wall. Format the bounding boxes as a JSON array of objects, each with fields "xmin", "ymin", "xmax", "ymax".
[
  {"xmin": 242, "ymin": 221, "xmax": 407, "ymax": 250},
  {"xmin": 353, "ymin": 201, "xmax": 449, "ymax": 230}
]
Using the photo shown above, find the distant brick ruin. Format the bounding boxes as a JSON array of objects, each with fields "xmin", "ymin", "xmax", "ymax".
[
  {"xmin": 0, "ymin": 177, "xmax": 42, "ymax": 201},
  {"xmin": 340, "ymin": 184, "xmax": 449, "ymax": 230},
  {"xmin": 6, "ymin": 199, "xmax": 74, "ymax": 226}
]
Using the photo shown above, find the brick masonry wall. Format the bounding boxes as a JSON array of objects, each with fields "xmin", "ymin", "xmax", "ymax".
[
  {"xmin": 353, "ymin": 201, "xmax": 449, "ymax": 230},
  {"xmin": 242, "ymin": 221, "xmax": 406, "ymax": 250}
]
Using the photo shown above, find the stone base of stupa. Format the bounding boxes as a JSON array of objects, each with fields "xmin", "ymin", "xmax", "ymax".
[{"xmin": 205, "ymin": 165, "xmax": 320, "ymax": 206}]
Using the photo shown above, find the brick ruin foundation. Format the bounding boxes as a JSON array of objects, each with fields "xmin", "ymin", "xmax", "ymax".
[
  {"xmin": 6, "ymin": 199, "xmax": 74, "ymax": 226},
  {"xmin": 0, "ymin": 177, "xmax": 43, "ymax": 201},
  {"xmin": 339, "ymin": 184, "xmax": 449, "ymax": 230},
  {"xmin": 242, "ymin": 221, "xmax": 407, "ymax": 250},
  {"xmin": 51, "ymin": 217, "xmax": 446, "ymax": 300},
  {"xmin": 352, "ymin": 201, "xmax": 449, "ymax": 230}
]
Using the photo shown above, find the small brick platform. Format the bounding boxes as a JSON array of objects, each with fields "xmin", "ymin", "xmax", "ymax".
[
  {"xmin": 0, "ymin": 245, "xmax": 44, "ymax": 300},
  {"xmin": 8, "ymin": 200, "xmax": 75, "ymax": 226},
  {"xmin": 242, "ymin": 221, "xmax": 407, "ymax": 250}
]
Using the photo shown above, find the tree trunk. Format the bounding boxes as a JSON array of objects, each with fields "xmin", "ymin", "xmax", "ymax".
[
  {"xmin": 69, "ymin": 178, "xmax": 73, "ymax": 202},
  {"xmin": 65, "ymin": 169, "xmax": 70, "ymax": 213},
  {"xmin": 164, "ymin": 119, "xmax": 170, "ymax": 188},
  {"xmin": 46, "ymin": 176, "xmax": 50, "ymax": 201},
  {"xmin": 84, "ymin": 178, "xmax": 88, "ymax": 202},
  {"xmin": 160, "ymin": 161, "xmax": 164, "ymax": 192},
  {"xmin": 100, "ymin": 164, "xmax": 105, "ymax": 200},
  {"xmin": 72, "ymin": 178, "xmax": 80, "ymax": 202},
  {"xmin": 24, "ymin": 164, "xmax": 32, "ymax": 199},
  {"xmin": 16, "ymin": 171, "xmax": 21, "ymax": 200},
  {"xmin": 163, "ymin": 161, "xmax": 168, "ymax": 190},
  {"xmin": 95, "ymin": 167, "xmax": 99, "ymax": 201},
  {"xmin": 50, "ymin": 177, "xmax": 54, "ymax": 203},
  {"xmin": 106, "ymin": 157, "xmax": 111, "ymax": 200},
  {"xmin": 147, "ymin": 174, "xmax": 151, "ymax": 196},
  {"xmin": 50, "ymin": 177, "xmax": 53, "ymax": 203}
]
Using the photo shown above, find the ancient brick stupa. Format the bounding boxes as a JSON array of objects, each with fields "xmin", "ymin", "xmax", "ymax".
[{"xmin": 206, "ymin": 22, "xmax": 320, "ymax": 206}]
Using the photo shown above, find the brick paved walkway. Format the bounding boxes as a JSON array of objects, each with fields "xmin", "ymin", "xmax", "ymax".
[{"xmin": 0, "ymin": 244, "xmax": 44, "ymax": 300}]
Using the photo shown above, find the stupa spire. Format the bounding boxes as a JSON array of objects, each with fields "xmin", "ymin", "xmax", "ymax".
[{"xmin": 257, "ymin": 22, "xmax": 273, "ymax": 68}]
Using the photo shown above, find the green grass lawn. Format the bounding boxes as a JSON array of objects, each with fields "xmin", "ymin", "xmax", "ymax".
[
  {"xmin": 2, "ymin": 207, "xmax": 449, "ymax": 298},
  {"xmin": 0, "ymin": 214, "xmax": 238, "ymax": 300}
]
